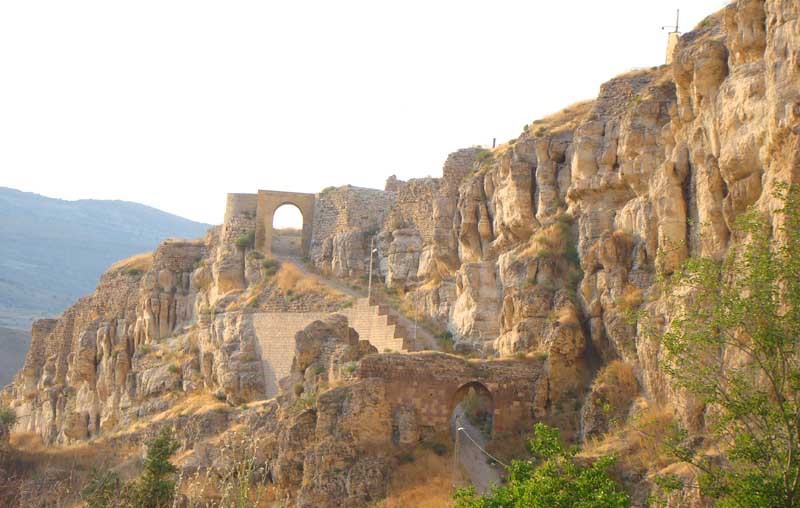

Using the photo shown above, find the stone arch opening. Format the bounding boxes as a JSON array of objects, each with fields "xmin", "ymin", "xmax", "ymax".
[
  {"xmin": 271, "ymin": 203, "xmax": 304, "ymax": 257},
  {"xmin": 254, "ymin": 190, "xmax": 315, "ymax": 258},
  {"xmin": 450, "ymin": 381, "xmax": 494, "ymax": 440}
]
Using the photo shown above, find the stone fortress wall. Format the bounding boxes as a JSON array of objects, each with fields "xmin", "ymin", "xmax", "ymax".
[
  {"xmin": 221, "ymin": 149, "xmax": 484, "ymax": 400},
  {"xmin": 252, "ymin": 298, "xmax": 412, "ymax": 397}
]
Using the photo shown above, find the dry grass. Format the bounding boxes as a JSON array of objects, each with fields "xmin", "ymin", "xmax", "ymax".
[
  {"xmin": 274, "ymin": 262, "xmax": 346, "ymax": 303},
  {"xmin": 617, "ymin": 283, "xmax": 643, "ymax": 313},
  {"xmin": 4, "ymin": 433, "xmax": 136, "ymax": 508},
  {"xmin": 380, "ymin": 447, "xmax": 455, "ymax": 508},
  {"xmin": 593, "ymin": 360, "xmax": 639, "ymax": 410},
  {"xmin": 151, "ymin": 391, "xmax": 229, "ymax": 422},
  {"xmin": 521, "ymin": 222, "xmax": 570, "ymax": 259},
  {"xmin": 527, "ymin": 100, "xmax": 594, "ymax": 136},
  {"xmin": 583, "ymin": 401, "xmax": 677, "ymax": 473},
  {"xmin": 107, "ymin": 252, "xmax": 153, "ymax": 273}
]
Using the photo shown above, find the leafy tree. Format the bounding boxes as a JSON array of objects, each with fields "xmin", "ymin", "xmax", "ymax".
[
  {"xmin": 658, "ymin": 184, "xmax": 800, "ymax": 507},
  {"xmin": 453, "ymin": 423, "xmax": 630, "ymax": 508},
  {"xmin": 127, "ymin": 426, "xmax": 180, "ymax": 508}
]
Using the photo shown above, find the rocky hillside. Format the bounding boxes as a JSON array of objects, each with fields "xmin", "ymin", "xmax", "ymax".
[{"xmin": 1, "ymin": 0, "xmax": 798, "ymax": 506}]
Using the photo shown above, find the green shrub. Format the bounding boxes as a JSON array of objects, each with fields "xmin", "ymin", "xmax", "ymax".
[
  {"xmin": 454, "ymin": 423, "xmax": 629, "ymax": 508},
  {"xmin": 476, "ymin": 150, "xmax": 493, "ymax": 163},
  {"xmin": 127, "ymin": 426, "xmax": 180, "ymax": 508},
  {"xmin": 235, "ymin": 231, "xmax": 255, "ymax": 249},
  {"xmin": 0, "ymin": 405, "xmax": 17, "ymax": 426},
  {"xmin": 121, "ymin": 267, "xmax": 143, "ymax": 277},
  {"xmin": 437, "ymin": 331, "xmax": 455, "ymax": 353},
  {"xmin": 247, "ymin": 250, "xmax": 264, "ymax": 260},
  {"xmin": 261, "ymin": 258, "xmax": 280, "ymax": 277},
  {"xmin": 167, "ymin": 364, "xmax": 180, "ymax": 375}
]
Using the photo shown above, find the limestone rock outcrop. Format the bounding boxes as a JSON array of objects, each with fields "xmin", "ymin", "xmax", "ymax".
[{"xmin": 2, "ymin": 1, "xmax": 798, "ymax": 505}]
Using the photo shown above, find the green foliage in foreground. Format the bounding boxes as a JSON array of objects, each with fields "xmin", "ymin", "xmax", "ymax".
[
  {"xmin": 657, "ymin": 184, "xmax": 800, "ymax": 507},
  {"xmin": 453, "ymin": 423, "xmax": 629, "ymax": 508},
  {"xmin": 82, "ymin": 427, "xmax": 179, "ymax": 508},
  {"xmin": 129, "ymin": 426, "xmax": 180, "ymax": 508}
]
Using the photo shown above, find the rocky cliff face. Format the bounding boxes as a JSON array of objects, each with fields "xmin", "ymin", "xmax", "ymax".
[
  {"xmin": 0, "ymin": 225, "xmax": 350, "ymax": 443},
  {"xmin": 2, "ymin": 0, "xmax": 798, "ymax": 505},
  {"xmin": 311, "ymin": 0, "xmax": 800, "ymax": 430}
]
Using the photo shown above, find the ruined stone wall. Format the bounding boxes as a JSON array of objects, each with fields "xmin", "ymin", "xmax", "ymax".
[
  {"xmin": 386, "ymin": 178, "xmax": 439, "ymax": 243},
  {"xmin": 311, "ymin": 186, "xmax": 394, "ymax": 247},
  {"xmin": 310, "ymin": 186, "xmax": 395, "ymax": 276},
  {"xmin": 357, "ymin": 352, "xmax": 541, "ymax": 436},
  {"xmin": 222, "ymin": 193, "xmax": 257, "ymax": 245}
]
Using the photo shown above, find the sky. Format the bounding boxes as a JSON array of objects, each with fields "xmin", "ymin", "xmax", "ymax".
[{"xmin": 0, "ymin": 0, "xmax": 730, "ymax": 228}]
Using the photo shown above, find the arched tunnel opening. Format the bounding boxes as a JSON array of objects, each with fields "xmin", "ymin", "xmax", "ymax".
[{"xmin": 450, "ymin": 381, "xmax": 494, "ymax": 440}]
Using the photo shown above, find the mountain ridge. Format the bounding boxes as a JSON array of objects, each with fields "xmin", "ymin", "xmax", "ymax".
[{"xmin": 0, "ymin": 186, "xmax": 211, "ymax": 384}]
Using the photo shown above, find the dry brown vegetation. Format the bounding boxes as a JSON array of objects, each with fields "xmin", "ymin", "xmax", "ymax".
[
  {"xmin": 616, "ymin": 283, "xmax": 644, "ymax": 313},
  {"xmin": 274, "ymin": 262, "xmax": 346, "ymax": 304},
  {"xmin": 521, "ymin": 222, "xmax": 570, "ymax": 259},
  {"xmin": 592, "ymin": 360, "xmax": 639, "ymax": 412},
  {"xmin": 527, "ymin": 100, "xmax": 594, "ymax": 137},
  {"xmin": 380, "ymin": 446, "xmax": 455, "ymax": 508},
  {"xmin": 583, "ymin": 401, "xmax": 677, "ymax": 474},
  {"xmin": 2, "ymin": 433, "xmax": 137, "ymax": 508},
  {"xmin": 108, "ymin": 252, "xmax": 154, "ymax": 274}
]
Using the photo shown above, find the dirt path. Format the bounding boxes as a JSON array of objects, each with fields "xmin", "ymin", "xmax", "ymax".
[{"xmin": 453, "ymin": 408, "xmax": 503, "ymax": 493}]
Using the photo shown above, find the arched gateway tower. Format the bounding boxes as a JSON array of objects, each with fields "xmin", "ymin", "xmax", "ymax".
[
  {"xmin": 254, "ymin": 190, "xmax": 315, "ymax": 257},
  {"xmin": 225, "ymin": 190, "xmax": 315, "ymax": 258}
]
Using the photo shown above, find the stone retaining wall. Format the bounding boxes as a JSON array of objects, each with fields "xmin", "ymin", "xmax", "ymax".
[{"xmin": 252, "ymin": 298, "xmax": 410, "ymax": 397}]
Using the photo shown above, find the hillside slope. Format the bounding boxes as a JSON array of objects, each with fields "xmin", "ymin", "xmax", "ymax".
[
  {"xmin": 0, "ymin": 187, "xmax": 210, "ymax": 330},
  {"xmin": 0, "ymin": 327, "xmax": 30, "ymax": 387}
]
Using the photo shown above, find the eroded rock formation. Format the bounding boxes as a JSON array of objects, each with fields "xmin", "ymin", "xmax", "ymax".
[{"xmin": 2, "ymin": 1, "xmax": 798, "ymax": 505}]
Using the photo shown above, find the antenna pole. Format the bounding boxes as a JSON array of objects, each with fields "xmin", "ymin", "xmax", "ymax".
[{"xmin": 675, "ymin": 9, "xmax": 680, "ymax": 33}]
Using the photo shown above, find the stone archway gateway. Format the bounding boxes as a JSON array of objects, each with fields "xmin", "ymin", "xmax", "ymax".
[
  {"xmin": 450, "ymin": 381, "xmax": 494, "ymax": 437},
  {"xmin": 254, "ymin": 190, "xmax": 315, "ymax": 257}
]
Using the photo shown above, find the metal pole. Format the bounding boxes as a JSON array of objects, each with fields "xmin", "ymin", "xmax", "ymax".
[
  {"xmin": 675, "ymin": 9, "xmax": 680, "ymax": 33},
  {"xmin": 453, "ymin": 420, "xmax": 460, "ymax": 488},
  {"xmin": 413, "ymin": 289, "xmax": 418, "ymax": 343},
  {"xmin": 368, "ymin": 237, "xmax": 375, "ymax": 302}
]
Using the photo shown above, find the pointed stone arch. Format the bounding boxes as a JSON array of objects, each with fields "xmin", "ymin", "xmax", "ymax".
[{"xmin": 254, "ymin": 190, "xmax": 315, "ymax": 257}]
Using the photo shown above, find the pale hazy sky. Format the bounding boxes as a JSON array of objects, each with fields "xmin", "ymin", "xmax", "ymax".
[{"xmin": 0, "ymin": 0, "xmax": 729, "ymax": 227}]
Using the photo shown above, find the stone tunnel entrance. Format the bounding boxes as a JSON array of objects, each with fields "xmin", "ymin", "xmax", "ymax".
[
  {"xmin": 450, "ymin": 381, "xmax": 494, "ymax": 439},
  {"xmin": 254, "ymin": 190, "xmax": 315, "ymax": 258}
]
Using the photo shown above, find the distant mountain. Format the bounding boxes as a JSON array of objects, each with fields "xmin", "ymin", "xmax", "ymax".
[
  {"xmin": 0, "ymin": 327, "xmax": 30, "ymax": 386},
  {"xmin": 0, "ymin": 186, "xmax": 211, "ymax": 330}
]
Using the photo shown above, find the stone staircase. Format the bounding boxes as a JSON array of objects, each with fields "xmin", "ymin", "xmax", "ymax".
[{"xmin": 251, "ymin": 297, "xmax": 417, "ymax": 397}]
